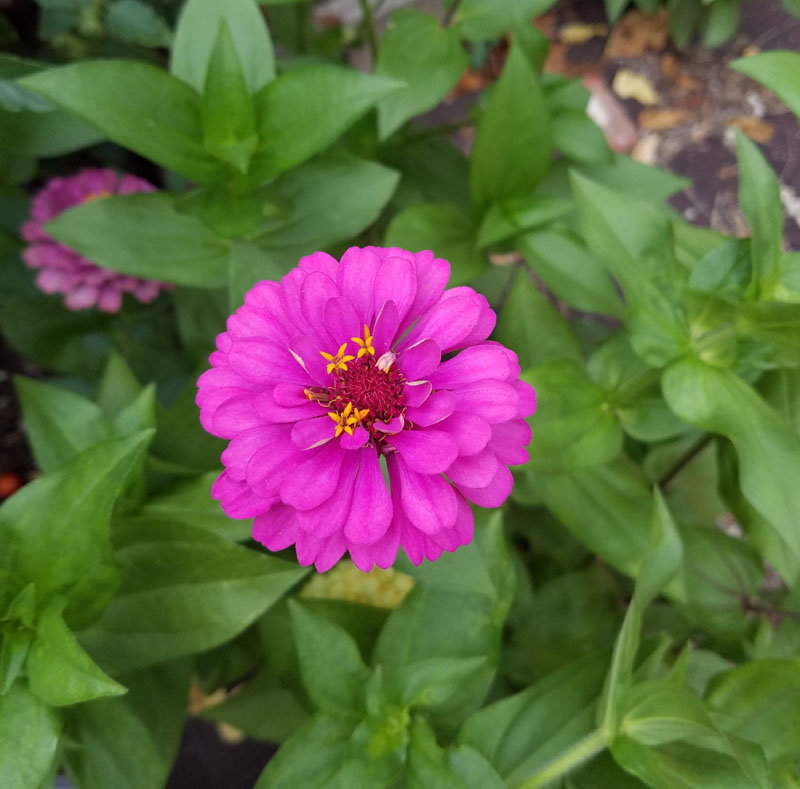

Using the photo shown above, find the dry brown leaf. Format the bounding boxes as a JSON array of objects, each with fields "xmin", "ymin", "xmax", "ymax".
[
  {"xmin": 639, "ymin": 107, "xmax": 691, "ymax": 131},
  {"xmin": 731, "ymin": 116, "xmax": 775, "ymax": 143},
  {"xmin": 632, "ymin": 133, "xmax": 661, "ymax": 165},
  {"xmin": 613, "ymin": 69, "xmax": 660, "ymax": 105},
  {"xmin": 605, "ymin": 8, "xmax": 669, "ymax": 58},
  {"xmin": 559, "ymin": 23, "xmax": 609, "ymax": 44}
]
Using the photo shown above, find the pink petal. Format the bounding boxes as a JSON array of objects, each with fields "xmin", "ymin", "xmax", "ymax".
[
  {"xmin": 445, "ymin": 447, "xmax": 499, "ymax": 488},
  {"xmin": 228, "ymin": 337, "xmax": 307, "ymax": 385},
  {"xmin": 287, "ymin": 334, "xmax": 330, "ymax": 385},
  {"xmin": 212, "ymin": 395, "xmax": 264, "ymax": 439},
  {"xmin": 253, "ymin": 504, "xmax": 298, "ymax": 551},
  {"xmin": 372, "ymin": 300, "xmax": 400, "ymax": 356},
  {"xmin": 392, "ymin": 455, "xmax": 457, "ymax": 534},
  {"xmin": 515, "ymin": 379, "xmax": 537, "ymax": 417},
  {"xmin": 298, "ymin": 250, "xmax": 338, "ymax": 278},
  {"xmin": 253, "ymin": 390, "xmax": 321, "ymax": 424},
  {"xmin": 300, "ymin": 271, "xmax": 339, "ymax": 347},
  {"xmin": 313, "ymin": 532, "xmax": 348, "ymax": 572},
  {"xmin": 338, "ymin": 246, "xmax": 380, "ymax": 324},
  {"xmin": 388, "ymin": 429, "xmax": 457, "ymax": 475},
  {"xmin": 280, "ymin": 443, "xmax": 344, "ymax": 511},
  {"xmin": 399, "ymin": 339, "xmax": 441, "ymax": 381},
  {"xmin": 489, "ymin": 420, "xmax": 531, "ymax": 465},
  {"xmin": 343, "ymin": 449, "xmax": 393, "ymax": 544},
  {"xmin": 431, "ymin": 344, "xmax": 518, "ymax": 389},
  {"xmin": 212, "ymin": 471, "xmax": 276, "ymax": 518},
  {"xmin": 349, "ymin": 520, "xmax": 400, "ymax": 571},
  {"xmin": 291, "ymin": 416, "xmax": 335, "ymax": 450},
  {"xmin": 402, "ymin": 293, "xmax": 481, "ymax": 353},
  {"xmin": 403, "ymin": 381, "xmax": 432, "ymax": 408},
  {"xmin": 406, "ymin": 251, "xmax": 450, "ymax": 328},
  {"xmin": 457, "ymin": 464, "xmax": 513, "ymax": 508},
  {"xmin": 454, "ymin": 380, "xmax": 520, "ymax": 424},
  {"xmin": 405, "ymin": 390, "xmax": 455, "ymax": 427},
  {"xmin": 222, "ymin": 425, "xmax": 284, "ymax": 480},
  {"xmin": 374, "ymin": 256, "xmax": 417, "ymax": 328},
  {"xmin": 437, "ymin": 412, "xmax": 491, "ymax": 456},
  {"xmin": 296, "ymin": 452, "xmax": 359, "ymax": 539},
  {"xmin": 341, "ymin": 426, "xmax": 370, "ymax": 449}
]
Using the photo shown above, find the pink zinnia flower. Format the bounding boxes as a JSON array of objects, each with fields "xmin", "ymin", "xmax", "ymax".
[
  {"xmin": 21, "ymin": 168, "xmax": 171, "ymax": 312},
  {"xmin": 197, "ymin": 247, "xmax": 536, "ymax": 572}
]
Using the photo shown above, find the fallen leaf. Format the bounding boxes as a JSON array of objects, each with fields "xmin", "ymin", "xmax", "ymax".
[
  {"xmin": 639, "ymin": 107, "xmax": 691, "ymax": 130},
  {"xmin": 741, "ymin": 45, "xmax": 761, "ymax": 58},
  {"xmin": 613, "ymin": 69, "xmax": 660, "ymax": 105},
  {"xmin": 605, "ymin": 8, "xmax": 669, "ymax": 58},
  {"xmin": 584, "ymin": 72, "xmax": 639, "ymax": 153},
  {"xmin": 730, "ymin": 116, "xmax": 775, "ymax": 143},
  {"xmin": 632, "ymin": 133, "xmax": 661, "ymax": 165},
  {"xmin": 559, "ymin": 23, "xmax": 609, "ymax": 44}
]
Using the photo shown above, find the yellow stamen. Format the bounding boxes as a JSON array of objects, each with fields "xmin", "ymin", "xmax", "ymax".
[
  {"xmin": 327, "ymin": 402, "xmax": 369, "ymax": 438},
  {"xmin": 320, "ymin": 342, "xmax": 355, "ymax": 375},
  {"xmin": 351, "ymin": 324, "xmax": 375, "ymax": 359},
  {"xmin": 84, "ymin": 190, "xmax": 112, "ymax": 203}
]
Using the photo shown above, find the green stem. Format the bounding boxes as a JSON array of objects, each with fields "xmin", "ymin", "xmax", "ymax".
[
  {"xmin": 513, "ymin": 729, "xmax": 608, "ymax": 789},
  {"xmin": 359, "ymin": 0, "xmax": 379, "ymax": 62},
  {"xmin": 443, "ymin": 0, "xmax": 465, "ymax": 27},
  {"xmin": 658, "ymin": 433, "xmax": 714, "ymax": 489}
]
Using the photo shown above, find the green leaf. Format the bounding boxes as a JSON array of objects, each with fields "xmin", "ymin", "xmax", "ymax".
[
  {"xmin": 20, "ymin": 62, "xmax": 227, "ymax": 184},
  {"xmin": 459, "ymin": 649, "xmax": 610, "ymax": 783},
  {"xmin": 702, "ymin": 0, "xmax": 740, "ymax": 47},
  {"xmin": 571, "ymin": 170, "xmax": 689, "ymax": 365},
  {"xmin": 46, "ymin": 193, "xmax": 230, "ymax": 288},
  {"xmin": 453, "ymin": 0, "xmax": 556, "ymax": 41},
  {"xmin": 736, "ymin": 130, "xmax": 782, "ymax": 298},
  {"xmin": 388, "ymin": 657, "xmax": 487, "ymax": 713},
  {"xmin": 140, "ymin": 472, "xmax": 252, "ymax": 542},
  {"xmin": 228, "ymin": 240, "xmax": 290, "ymax": 312},
  {"xmin": 15, "ymin": 377, "xmax": 112, "ymax": 473},
  {"xmin": 597, "ymin": 491, "xmax": 682, "ymax": 734},
  {"xmin": 96, "ymin": 353, "xmax": 142, "ymax": 419},
  {"xmin": 526, "ymin": 459, "xmax": 654, "ymax": 577},
  {"xmin": 476, "ymin": 195, "xmax": 573, "ymax": 249},
  {"xmin": 254, "ymin": 713, "xmax": 355, "ymax": 789},
  {"xmin": 105, "ymin": 0, "xmax": 172, "ymax": 47},
  {"xmin": 470, "ymin": 41, "xmax": 551, "ymax": 212},
  {"xmin": 707, "ymin": 659, "xmax": 800, "ymax": 764},
  {"xmin": 552, "ymin": 110, "xmax": 612, "ymax": 164},
  {"xmin": 663, "ymin": 357, "xmax": 800, "ymax": 582},
  {"xmin": 27, "ymin": 600, "xmax": 125, "ymax": 707},
  {"xmin": 202, "ymin": 667, "xmax": 308, "ymax": 743},
  {"xmin": 0, "ymin": 683, "xmax": 61, "ymax": 789},
  {"xmin": 736, "ymin": 301, "xmax": 800, "ymax": 368},
  {"xmin": 78, "ymin": 520, "xmax": 307, "ymax": 673},
  {"xmin": 523, "ymin": 360, "xmax": 622, "ymax": 473},
  {"xmin": 0, "ymin": 433, "xmax": 151, "ymax": 629},
  {"xmin": 289, "ymin": 600, "xmax": 370, "ymax": 719},
  {"xmin": 605, "ymin": 0, "xmax": 630, "ymax": 21},
  {"xmin": 408, "ymin": 717, "xmax": 505, "ymax": 789},
  {"xmin": 576, "ymin": 154, "xmax": 689, "ymax": 205},
  {"xmin": 171, "ymin": 0, "xmax": 275, "ymax": 95},
  {"xmin": 200, "ymin": 22, "xmax": 257, "ymax": 173},
  {"xmin": 256, "ymin": 153, "xmax": 398, "ymax": 255},
  {"xmin": 383, "ymin": 202, "xmax": 485, "ymax": 287},
  {"xmin": 250, "ymin": 66, "xmax": 399, "ymax": 183},
  {"xmin": 518, "ymin": 230, "xmax": 624, "ymax": 318},
  {"xmin": 611, "ymin": 736, "xmax": 769, "ymax": 789},
  {"xmin": 494, "ymin": 266, "xmax": 582, "ymax": 368},
  {"xmin": 731, "ymin": 51, "xmax": 800, "ymax": 125},
  {"xmin": 65, "ymin": 660, "xmax": 191, "ymax": 789},
  {"xmin": 376, "ymin": 10, "xmax": 467, "ymax": 139},
  {"xmin": 667, "ymin": 0, "xmax": 701, "ymax": 48},
  {"xmin": 0, "ymin": 626, "xmax": 33, "ymax": 695},
  {"xmin": 375, "ymin": 513, "xmax": 513, "ymax": 730},
  {"xmin": 0, "ymin": 105, "xmax": 101, "ymax": 157}
]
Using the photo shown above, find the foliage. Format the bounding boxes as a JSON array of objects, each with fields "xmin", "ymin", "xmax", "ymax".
[{"xmin": 1, "ymin": 0, "xmax": 800, "ymax": 787}]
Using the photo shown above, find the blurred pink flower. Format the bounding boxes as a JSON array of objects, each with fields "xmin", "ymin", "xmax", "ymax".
[
  {"xmin": 197, "ymin": 247, "xmax": 536, "ymax": 572},
  {"xmin": 21, "ymin": 168, "xmax": 171, "ymax": 312}
]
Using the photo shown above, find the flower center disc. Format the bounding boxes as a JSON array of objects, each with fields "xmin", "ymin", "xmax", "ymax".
[{"xmin": 330, "ymin": 356, "xmax": 405, "ymax": 440}]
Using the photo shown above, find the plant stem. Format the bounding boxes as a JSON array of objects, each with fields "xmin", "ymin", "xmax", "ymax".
[
  {"xmin": 403, "ymin": 120, "xmax": 472, "ymax": 143},
  {"xmin": 513, "ymin": 729, "xmax": 608, "ymax": 789},
  {"xmin": 443, "ymin": 0, "xmax": 464, "ymax": 27},
  {"xmin": 359, "ymin": 0, "xmax": 379, "ymax": 62},
  {"xmin": 658, "ymin": 433, "xmax": 714, "ymax": 489}
]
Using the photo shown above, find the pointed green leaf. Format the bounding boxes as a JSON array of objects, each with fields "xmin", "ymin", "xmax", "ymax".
[
  {"xmin": 27, "ymin": 601, "xmax": 125, "ymax": 707},
  {"xmin": 15, "ymin": 377, "xmax": 112, "ymax": 473},
  {"xmin": 20, "ymin": 62, "xmax": 226, "ymax": 184},
  {"xmin": 736, "ymin": 130, "xmax": 782, "ymax": 298},
  {"xmin": 171, "ymin": 0, "xmax": 275, "ymax": 94},
  {"xmin": 376, "ymin": 10, "xmax": 467, "ymax": 139},
  {"xmin": 0, "ymin": 683, "xmax": 62, "ymax": 789},
  {"xmin": 45, "ymin": 193, "xmax": 230, "ymax": 288},
  {"xmin": 731, "ymin": 51, "xmax": 800, "ymax": 125},
  {"xmin": 470, "ymin": 41, "xmax": 551, "ymax": 211},
  {"xmin": 289, "ymin": 600, "xmax": 370, "ymax": 719},
  {"xmin": 78, "ymin": 520, "xmax": 307, "ymax": 673},
  {"xmin": 0, "ymin": 432, "xmax": 152, "ymax": 628}
]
